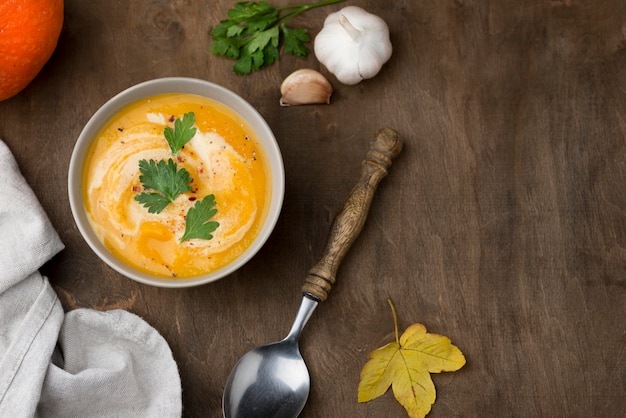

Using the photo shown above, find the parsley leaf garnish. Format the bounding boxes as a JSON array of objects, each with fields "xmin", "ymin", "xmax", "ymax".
[
  {"xmin": 135, "ymin": 158, "xmax": 193, "ymax": 214},
  {"xmin": 132, "ymin": 113, "xmax": 221, "ymax": 242},
  {"xmin": 164, "ymin": 112, "xmax": 197, "ymax": 154},
  {"xmin": 210, "ymin": 0, "xmax": 345, "ymax": 75},
  {"xmin": 180, "ymin": 194, "xmax": 220, "ymax": 242}
]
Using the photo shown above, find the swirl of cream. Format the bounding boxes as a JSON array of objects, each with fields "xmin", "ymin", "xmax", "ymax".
[{"xmin": 87, "ymin": 120, "xmax": 257, "ymax": 259}]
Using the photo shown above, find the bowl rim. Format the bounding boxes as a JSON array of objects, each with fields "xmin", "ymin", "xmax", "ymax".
[{"xmin": 68, "ymin": 77, "xmax": 285, "ymax": 288}]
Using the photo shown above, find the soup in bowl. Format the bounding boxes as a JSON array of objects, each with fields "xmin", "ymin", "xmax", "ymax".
[{"xmin": 69, "ymin": 78, "xmax": 284, "ymax": 287}]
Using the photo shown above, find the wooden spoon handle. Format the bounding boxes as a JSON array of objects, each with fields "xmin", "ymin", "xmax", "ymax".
[{"xmin": 302, "ymin": 128, "xmax": 403, "ymax": 302}]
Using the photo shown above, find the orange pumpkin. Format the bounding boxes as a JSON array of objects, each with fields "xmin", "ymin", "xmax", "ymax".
[{"xmin": 0, "ymin": 0, "xmax": 64, "ymax": 101}]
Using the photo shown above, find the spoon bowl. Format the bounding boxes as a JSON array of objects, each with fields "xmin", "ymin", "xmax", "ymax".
[
  {"xmin": 222, "ymin": 129, "xmax": 402, "ymax": 418},
  {"xmin": 223, "ymin": 297, "xmax": 317, "ymax": 418}
]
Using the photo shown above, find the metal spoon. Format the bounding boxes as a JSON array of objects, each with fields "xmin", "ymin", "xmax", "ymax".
[{"xmin": 222, "ymin": 128, "xmax": 403, "ymax": 418}]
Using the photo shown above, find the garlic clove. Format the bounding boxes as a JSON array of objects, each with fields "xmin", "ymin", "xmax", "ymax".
[{"xmin": 279, "ymin": 69, "xmax": 333, "ymax": 106}]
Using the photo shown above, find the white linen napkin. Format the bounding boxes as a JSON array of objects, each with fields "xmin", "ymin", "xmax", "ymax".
[{"xmin": 0, "ymin": 139, "xmax": 182, "ymax": 417}]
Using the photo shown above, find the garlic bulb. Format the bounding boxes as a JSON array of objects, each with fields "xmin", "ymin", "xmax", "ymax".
[
  {"xmin": 280, "ymin": 69, "xmax": 333, "ymax": 106},
  {"xmin": 314, "ymin": 6, "xmax": 392, "ymax": 85}
]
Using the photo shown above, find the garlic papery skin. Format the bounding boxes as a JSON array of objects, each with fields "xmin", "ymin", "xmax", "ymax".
[
  {"xmin": 280, "ymin": 69, "xmax": 333, "ymax": 106},
  {"xmin": 314, "ymin": 6, "xmax": 392, "ymax": 85}
]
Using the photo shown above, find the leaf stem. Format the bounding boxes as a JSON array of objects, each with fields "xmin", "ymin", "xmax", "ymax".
[
  {"xmin": 276, "ymin": 0, "xmax": 344, "ymax": 25},
  {"xmin": 387, "ymin": 298, "xmax": 400, "ymax": 346}
]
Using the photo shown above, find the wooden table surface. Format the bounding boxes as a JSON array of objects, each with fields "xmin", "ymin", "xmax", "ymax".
[{"xmin": 1, "ymin": 0, "xmax": 625, "ymax": 416}]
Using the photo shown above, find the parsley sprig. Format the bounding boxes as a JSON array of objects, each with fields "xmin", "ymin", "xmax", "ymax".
[
  {"xmin": 133, "ymin": 112, "xmax": 220, "ymax": 242},
  {"xmin": 180, "ymin": 195, "xmax": 220, "ymax": 242},
  {"xmin": 165, "ymin": 112, "xmax": 196, "ymax": 154},
  {"xmin": 211, "ymin": 0, "xmax": 345, "ymax": 75},
  {"xmin": 135, "ymin": 159, "xmax": 193, "ymax": 214}
]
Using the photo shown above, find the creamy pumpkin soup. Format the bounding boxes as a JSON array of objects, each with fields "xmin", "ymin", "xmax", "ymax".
[{"xmin": 83, "ymin": 93, "xmax": 270, "ymax": 278}]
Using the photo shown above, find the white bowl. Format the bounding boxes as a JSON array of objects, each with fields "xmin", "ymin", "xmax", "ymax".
[{"xmin": 68, "ymin": 77, "xmax": 284, "ymax": 288}]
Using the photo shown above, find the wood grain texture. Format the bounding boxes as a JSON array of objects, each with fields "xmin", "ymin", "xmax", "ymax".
[{"xmin": 1, "ymin": 0, "xmax": 624, "ymax": 417}]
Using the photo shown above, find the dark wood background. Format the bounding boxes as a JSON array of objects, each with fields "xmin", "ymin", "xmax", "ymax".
[{"xmin": 1, "ymin": 0, "xmax": 625, "ymax": 416}]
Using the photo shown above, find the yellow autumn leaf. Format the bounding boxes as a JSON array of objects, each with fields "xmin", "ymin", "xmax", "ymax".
[{"xmin": 358, "ymin": 299, "xmax": 466, "ymax": 418}]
